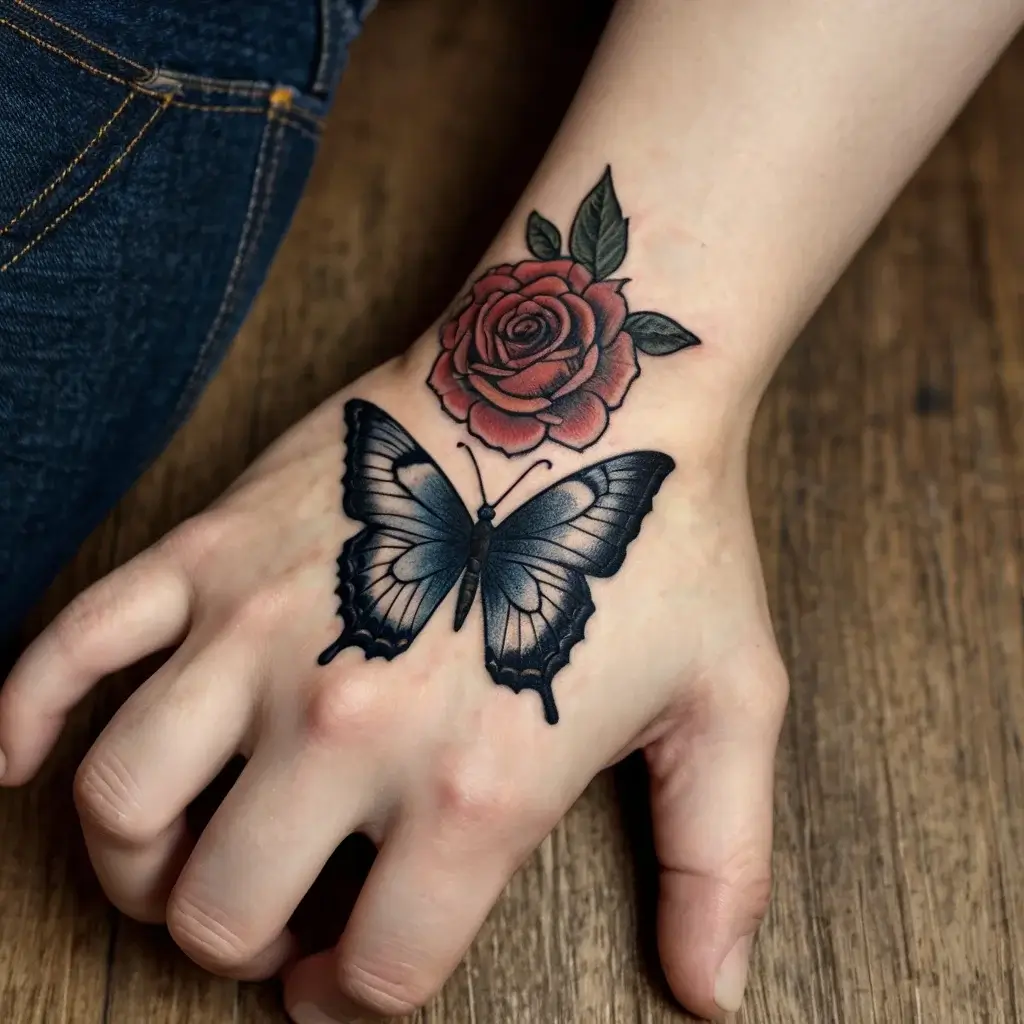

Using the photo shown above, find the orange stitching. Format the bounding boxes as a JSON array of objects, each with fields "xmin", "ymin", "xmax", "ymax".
[
  {"xmin": 166, "ymin": 100, "xmax": 272, "ymax": 115},
  {"xmin": 164, "ymin": 99, "xmax": 324, "ymax": 124},
  {"xmin": 145, "ymin": 71, "xmax": 272, "ymax": 97},
  {"xmin": 314, "ymin": 0, "xmax": 333, "ymax": 94},
  {"xmin": 284, "ymin": 105, "xmax": 324, "ymax": 127},
  {"xmin": 199, "ymin": 113, "xmax": 278, "ymax": 350},
  {"xmin": 0, "ymin": 16, "xmax": 129, "ymax": 87},
  {"xmin": 0, "ymin": 92, "xmax": 134, "ymax": 237},
  {"xmin": 11, "ymin": 0, "xmax": 147, "ymax": 70},
  {"xmin": 1, "ymin": 97, "xmax": 170, "ymax": 273},
  {"xmin": 280, "ymin": 119, "xmax": 321, "ymax": 144},
  {"xmin": 0, "ymin": 16, "xmax": 326, "ymax": 122}
]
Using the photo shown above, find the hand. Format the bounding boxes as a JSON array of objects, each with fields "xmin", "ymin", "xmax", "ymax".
[{"xmin": 0, "ymin": 349, "xmax": 787, "ymax": 1023}]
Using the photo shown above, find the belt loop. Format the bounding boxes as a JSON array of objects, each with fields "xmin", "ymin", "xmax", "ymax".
[{"xmin": 312, "ymin": 0, "xmax": 335, "ymax": 96}]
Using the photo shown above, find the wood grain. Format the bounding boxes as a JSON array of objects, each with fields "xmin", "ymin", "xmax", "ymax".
[{"xmin": 2, "ymin": 3, "xmax": 1022, "ymax": 1022}]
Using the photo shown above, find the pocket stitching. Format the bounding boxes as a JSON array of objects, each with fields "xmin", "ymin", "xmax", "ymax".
[
  {"xmin": 0, "ymin": 92, "xmax": 172, "ymax": 273},
  {"xmin": 0, "ymin": 15, "xmax": 326, "ymax": 122},
  {"xmin": 0, "ymin": 91, "xmax": 135, "ymax": 237},
  {"xmin": 0, "ymin": 14, "xmax": 131, "ymax": 90},
  {"xmin": 313, "ymin": 0, "xmax": 334, "ymax": 95},
  {"xmin": 11, "ymin": 0, "xmax": 148, "ymax": 72},
  {"xmin": 169, "ymin": 113, "xmax": 288, "ymax": 423}
]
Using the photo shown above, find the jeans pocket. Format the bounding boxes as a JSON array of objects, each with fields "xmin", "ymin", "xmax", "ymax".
[{"xmin": 0, "ymin": 18, "xmax": 170, "ymax": 272}]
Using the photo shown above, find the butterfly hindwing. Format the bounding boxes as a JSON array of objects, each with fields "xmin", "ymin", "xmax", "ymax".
[
  {"xmin": 319, "ymin": 400, "xmax": 473, "ymax": 665},
  {"xmin": 482, "ymin": 452, "xmax": 675, "ymax": 723}
]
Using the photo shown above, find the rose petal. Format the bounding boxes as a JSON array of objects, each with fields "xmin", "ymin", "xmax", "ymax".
[
  {"xmin": 482, "ymin": 292, "xmax": 526, "ymax": 336},
  {"xmin": 582, "ymin": 278, "xmax": 628, "ymax": 345},
  {"xmin": 498, "ymin": 359, "xmax": 572, "ymax": 398},
  {"xmin": 547, "ymin": 390, "xmax": 609, "ymax": 450},
  {"xmin": 520, "ymin": 276, "xmax": 570, "ymax": 298},
  {"xmin": 471, "ymin": 270, "xmax": 520, "ymax": 303},
  {"xmin": 475, "ymin": 291, "xmax": 513, "ymax": 364},
  {"xmin": 441, "ymin": 294, "xmax": 477, "ymax": 351},
  {"xmin": 513, "ymin": 258, "xmax": 575, "ymax": 285},
  {"xmin": 536, "ymin": 411, "xmax": 564, "ymax": 425},
  {"xmin": 453, "ymin": 334, "xmax": 472, "ymax": 375},
  {"xmin": 567, "ymin": 262, "xmax": 593, "ymax": 294},
  {"xmin": 456, "ymin": 301, "xmax": 479, "ymax": 336},
  {"xmin": 428, "ymin": 351, "xmax": 475, "ymax": 421},
  {"xmin": 584, "ymin": 331, "xmax": 640, "ymax": 409},
  {"xmin": 469, "ymin": 404, "xmax": 547, "ymax": 455},
  {"xmin": 550, "ymin": 343, "xmax": 600, "ymax": 400},
  {"xmin": 504, "ymin": 298, "xmax": 572, "ymax": 367},
  {"xmin": 542, "ymin": 345, "xmax": 581, "ymax": 361},
  {"xmin": 514, "ymin": 299, "xmax": 546, "ymax": 319},
  {"xmin": 560, "ymin": 293, "xmax": 598, "ymax": 349},
  {"xmin": 440, "ymin": 319, "xmax": 460, "ymax": 351},
  {"xmin": 468, "ymin": 374, "xmax": 551, "ymax": 414},
  {"xmin": 530, "ymin": 294, "xmax": 572, "ymax": 346},
  {"xmin": 470, "ymin": 362, "xmax": 516, "ymax": 377}
]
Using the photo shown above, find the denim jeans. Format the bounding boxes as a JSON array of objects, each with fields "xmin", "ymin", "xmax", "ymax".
[{"xmin": 0, "ymin": 0, "xmax": 373, "ymax": 633}]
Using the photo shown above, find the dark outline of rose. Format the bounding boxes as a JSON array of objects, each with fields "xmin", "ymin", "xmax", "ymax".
[{"xmin": 427, "ymin": 167, "xmax": 701, "ymax": 456}]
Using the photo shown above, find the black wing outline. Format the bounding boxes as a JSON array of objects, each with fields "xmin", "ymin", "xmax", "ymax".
[
  {"xmin": 482, "ymin": 452, "xmax": 674, "ymax": 723},
  {"xmin": 318, "ymin": 400, "xmax": 473, "ymax": 665}
]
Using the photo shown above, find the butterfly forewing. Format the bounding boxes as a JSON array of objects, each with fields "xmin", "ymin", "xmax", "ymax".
[{"xmin": 319, "ymin": 401, "xmax": 473, "ymax": 665}]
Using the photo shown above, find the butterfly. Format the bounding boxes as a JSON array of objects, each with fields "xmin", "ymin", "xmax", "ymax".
[{"xmin": 318, "ymin": 399, "xmax": 675, "ymax": 725}]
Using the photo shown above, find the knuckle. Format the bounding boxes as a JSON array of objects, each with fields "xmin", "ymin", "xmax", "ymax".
[
  {"xmin": 338, "ymin": 957, "xmax": 434, "ymax": 1016},
  {"xmin": 167, "ymin": 894, "xmax": 258, "ymax": 970},
  {"xmin": 714, "ymin": 647, "xmax": 790, "ymax": 733},
  {"xmin": 304, "ymin": 673, "xmax": 383, "ymax": 747},
  {"xmin": 434, "ymin": 749, "xmax": 528, "ymax": 830},
  {"xmin": 74, "ymin": 753, "xmax": 156, "ymax": 843},
  {"xmin": 760, "ymin": 659, "xmax": 790, "ymax": 719}
]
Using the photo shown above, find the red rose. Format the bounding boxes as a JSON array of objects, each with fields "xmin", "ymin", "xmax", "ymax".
[{"xmin": 428, "ymin": 259, "xmax": 640, "ymax": 455}]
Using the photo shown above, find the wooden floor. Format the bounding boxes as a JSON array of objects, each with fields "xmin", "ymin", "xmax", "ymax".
[{"xmin": 3, "ymin": 3, "xmax": 1023, "ymax": 1022}]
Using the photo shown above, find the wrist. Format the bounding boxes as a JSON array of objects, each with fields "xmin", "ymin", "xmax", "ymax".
[{"xmin": 401, "ymin": 189, "xmax": 781, "ymax": 475}]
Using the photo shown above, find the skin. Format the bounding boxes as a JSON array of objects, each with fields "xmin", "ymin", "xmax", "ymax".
[{"xmin": 2, "ymin": 1, "xmax": 1023, "ymax": 1021}]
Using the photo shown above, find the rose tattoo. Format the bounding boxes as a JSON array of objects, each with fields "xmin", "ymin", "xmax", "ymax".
[{"xmin": 428, "ymin": 167, "xmax": 701, "ymax": 456}]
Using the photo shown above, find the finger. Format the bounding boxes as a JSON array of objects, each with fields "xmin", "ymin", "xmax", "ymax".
[
  {"xmin": 166, "ymin": 680, "xmax": 384, "ymax": 980},
  {"xmin": 74, "ymin": 635, "xmax": 258, "ymax": 922},
  {"xmin": 285, "ymin": 796, "xmax": 549, "ymax": 1022},
  {"xmin": 648, "ymin": 649, "xmax": 788, "ymax": 1021},
  {"xmin": 0, "ymin": 546, "xmax": 192, "ymax": 785}
]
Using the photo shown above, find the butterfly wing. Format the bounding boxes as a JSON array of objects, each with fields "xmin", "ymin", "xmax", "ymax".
[
  {"xmin": 482, "ymin": 452, "xmax": 674, "ymax": 723},
  {"xmin": 318, "ymin": 399, "xmax": 473, "ymax": 665}
]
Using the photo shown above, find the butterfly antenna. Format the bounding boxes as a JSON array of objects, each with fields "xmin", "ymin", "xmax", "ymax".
[
  {"xmin": 492, "ymin": 458, "xmax": 554, "ymax": 509},
  {"xmin": 457, "ymin": 442, "xmax": 489, "ymax": 504}
]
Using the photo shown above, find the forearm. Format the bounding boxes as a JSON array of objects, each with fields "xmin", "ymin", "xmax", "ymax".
[{"xmin": 411, "ymin": 0, "xmax": 1022, "ymax": 457}]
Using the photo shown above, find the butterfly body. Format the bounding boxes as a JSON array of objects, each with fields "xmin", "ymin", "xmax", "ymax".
[
  {"xmin": 453, "ymin": 509, "xmax": 496, "ymax": 632},
  {"xmin": 319, "ymin": 399, "xmax": 674, "ymax": 725}
]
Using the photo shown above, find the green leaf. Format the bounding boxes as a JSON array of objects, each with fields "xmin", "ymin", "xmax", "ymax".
[
  {"xmin": 569, "ymin": 166, "xmax": 629, "ymax": 279},
  {"xmin": 624, "ymin": 312, "xmax": 702, "ymax": 356},
  {"xmin": 526, "ymin": 211, "xmax": 562, "ymax": 260}
]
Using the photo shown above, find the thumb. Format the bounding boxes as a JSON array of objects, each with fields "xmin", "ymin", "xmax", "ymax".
[{"xmin": 646, "ymin": 649, "xmax": 788, "ymax": 1021}]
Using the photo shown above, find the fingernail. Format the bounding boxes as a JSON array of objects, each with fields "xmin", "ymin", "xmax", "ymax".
[
  {"xmin": 289, "ymin": 1001, "xmax": 364, "ymax": 1024},
  {"xmin": 714, "ymin": 935, "xmax": 752, "ymax": 1014},
  {"xmin": 0, "ymin": 747, "xmax": 7, "ymax": 782}
]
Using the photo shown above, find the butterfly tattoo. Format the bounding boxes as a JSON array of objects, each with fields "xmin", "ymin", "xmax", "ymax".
[{"xmin": 318, "ymin": 399, "xmax": 674, "ymax": 725}]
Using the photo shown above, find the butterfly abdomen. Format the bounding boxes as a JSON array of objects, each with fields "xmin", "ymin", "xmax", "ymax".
[{"xmin": 454, "ymin": 516, "xmax": 493, "ymax": 631}]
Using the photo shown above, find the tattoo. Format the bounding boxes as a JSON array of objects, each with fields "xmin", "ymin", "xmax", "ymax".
[
  {"xmin": 428, "ymin": 166, "xmax": 701, "ymax": 457},
  {"xmin": 319, "ymin": 400, "xmax": 674, "ymax": 725}
]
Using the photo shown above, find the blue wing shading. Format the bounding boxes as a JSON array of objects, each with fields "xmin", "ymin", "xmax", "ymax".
[
  {"xmin": 482, "ymin": 452, "xmax": 674, "ymax": 723},
  {"xmin": 318, "ymin": 400, "xmax": 472, "ymax": 665}
]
